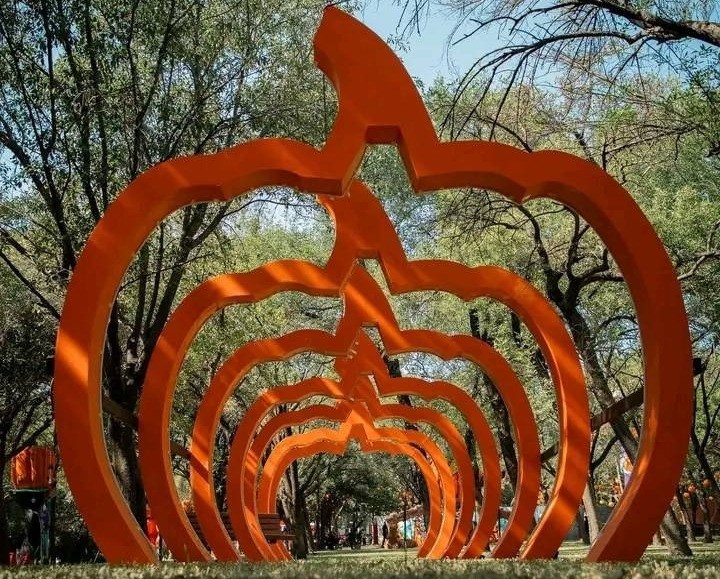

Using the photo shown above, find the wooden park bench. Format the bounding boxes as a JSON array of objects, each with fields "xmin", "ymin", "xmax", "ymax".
[
  {"xmin": 186, "ymin": 512, "xmax": 295, "ymax": 547},
  {"xmin": 258, "ymin": 513, "xmax": 296, "ymax": 543}
]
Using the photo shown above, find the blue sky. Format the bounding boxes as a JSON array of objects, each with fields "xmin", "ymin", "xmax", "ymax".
[{"xmin": 357, "ymin": 2, "xmax": 503, "ymax": 86}]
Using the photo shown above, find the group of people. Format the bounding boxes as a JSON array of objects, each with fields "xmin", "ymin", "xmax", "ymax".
[{"xmin": 9, "ymin": 504, "xmax": 52, "ymax": 565}]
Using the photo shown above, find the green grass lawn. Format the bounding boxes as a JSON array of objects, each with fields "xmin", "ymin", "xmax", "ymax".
[{"xmin": 2, "ymin": 541, "xmax": 720, "ymax": 578}]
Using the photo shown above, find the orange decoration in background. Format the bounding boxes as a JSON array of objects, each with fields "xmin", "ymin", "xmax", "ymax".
[
  {"xmin": 11, "ymin": 446, "xmax": 56, "ymax": 490},
  {"xmin": 53, "ymin": 6, "xmax": 692, "ymax": 564}
]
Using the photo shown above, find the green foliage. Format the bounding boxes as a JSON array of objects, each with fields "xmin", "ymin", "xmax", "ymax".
[
  {"xmin": 0, "ymin": 269, "xmax": 54, "ymax": 461},
  {"xmin": 304, "ymin": 444, "xmax": 411, "ymax": 529}
]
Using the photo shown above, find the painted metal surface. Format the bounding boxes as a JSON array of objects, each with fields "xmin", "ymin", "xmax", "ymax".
[{"xmin": 53, "ymin": 6, "xmax": 692, "ymax": 563}]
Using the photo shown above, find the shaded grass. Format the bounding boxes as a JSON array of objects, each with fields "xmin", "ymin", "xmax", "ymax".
[{"xmin": 2, "ymin": 542, "xmax": 720, "ymax": 578}]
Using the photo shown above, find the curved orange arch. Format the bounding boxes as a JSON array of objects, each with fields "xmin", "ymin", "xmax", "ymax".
[
  {"xmin": 53, "ymin": 6, "xmax": 690, "ymax": 563},
  {"xmin": 245, "ymin": 403, "xmax": 476, "ymax": 559},
  {"xmin": 225, "ymin": 370, "xmax": 478, "ymax": 560},
  {"xmin": 264, "ymin": 433, "xmax": 446, "ymax": 561},
  {"xmin": 241, "ymin": 403, "xmax": 446, "ymax": 560},
  {"xmin": 242, "ymin": 407, "xmax": 451, "ymax": 561},
  {"xmin": 173, "ymin": 263, "xmax": 554, "ymax": 561},
  {"xmin": 221, "ymin": 330, "xmax": 540, "ymax": 561},
  {"xmin": 255, "ymin": 420, "xmax": 458, "ymax": 560},
  {"xmin": 202, "ymin": 367, "xmax": 477, "ymax": 561},
  {"xmin": 182, "ymin": 265, "xmax": 557, "ymax": 561}
]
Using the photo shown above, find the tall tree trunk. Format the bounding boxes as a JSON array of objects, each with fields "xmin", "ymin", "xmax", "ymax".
[
  {"xmin": 108, "ymin": 419, "xmax": 146, "ymax": 532},
  {"xmin": 277, "ymin": 426, "xmax": 310, "ymax": 559},
  {"xmin": 289, "ymin": 461, "xmax": 310, "ymax": 559},
  {"xmin": 468, "ymin": 309, "xmax": 518, "ymax": 490},
  {"xmin": 314, "ymin": 485, "xmax": 322, "ymax": 548},
  {"xmin": 105, "ymin": 306, "xmax": 146, "ymax": 530},
  {"xmin": 213, "ymin": 430, "xmax": 230, "ymax": 512},
  {"xmin": 384, "ymin": 355, "xmax": 430, "ymax": 526},
  {"xmin": 674, "ymin": 492, "xmax": 696, "ymax": 543},
  {"xmin": 582, "ymin": 481, "xmax": 601, "ymax": 544},
  {"xmin": 576, "ymin": 508, "xmax": 589, "ymax": 545},
  {"xmin": 463, "ymin": 427, "xmax": 484, "ymax": 506},
  {"xmin": 319, "ymin": 497, "xmax": 333, "ymax": 549},
  {"xmin": 696, "ymin": 493, "xmax": 714, "ymax": 543},
  {"xmin": 658, "ymin": 495, "xmax": 692, "ymax": 554},
  {"xmin": 693, "ymin": 437, "xmax": 720, "ymax": 496},
  {"xmin": 560, "ymin": 304, "xmax": 640, "ymax": 456}
]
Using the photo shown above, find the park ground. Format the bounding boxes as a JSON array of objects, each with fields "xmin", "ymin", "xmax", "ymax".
[{"xmin": 1, "ymin": 542, "xmax": 720, "ymax": 578}]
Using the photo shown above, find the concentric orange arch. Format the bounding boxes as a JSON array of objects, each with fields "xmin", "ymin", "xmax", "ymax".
[
  {"xmin": 256, "ymin": 423, "xmax": 453, "ymax": 560},
  {"xmin": 217, "ymin": 330, "xmax": 538, "ymax": 561},
  {"xmin": 256, "ymin": 419, "xmax": 458, "ymax": 560},
  {"xmin": 52, "ymin": 6, "xmax": 692, "ymax": 564},
  {"xmin": 226, "ymin": 357, "xmax": 478, "ymax": 560},
  {"xmin": 143, "ymin": 189, "xmax": 583, "ymax": 563},
  {"xmin": 236, "ymin": 400, "xmax": 453, "ymax": 561},
  {"xmin": 190, "ymin": 333, "xmax": 488, "ymax": 562}
]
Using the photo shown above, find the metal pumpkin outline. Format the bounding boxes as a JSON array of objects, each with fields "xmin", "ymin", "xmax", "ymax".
[
  {"xmin": 53, "ymin": 6, "xmax": 692, "ymax": 564},
  {"xmin": 227, "ymin": 344, "xmax": 479, "ymax": 561},
  {"xmin": 143, "ymin": 197, "xmax": 584, "ymax": 563}
]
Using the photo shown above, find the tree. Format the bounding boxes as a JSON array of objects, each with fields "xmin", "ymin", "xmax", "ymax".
[
  {"xmin": 0, "ymin": 272, "xmax": 54, "ymax": 563},
  {"xmin": 302, "ymin": 444, "xmax": 409, "ymax": 548},
  {"xmin": 0, "ymin": 0, "xmax": 332, "ymax": 530},
  {"xmin": 397, "ymin": 1, "xmax": 720, "ymax": 151}
]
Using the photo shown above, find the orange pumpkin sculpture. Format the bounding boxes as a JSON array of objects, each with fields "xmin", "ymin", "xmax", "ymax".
[
  {"xmin": 227, "ymin": 335, "xmax": 485, "ymax": 561},
  {"xmin": 244, "ymin": 404, "xmax": 456, "ymax": 561},
  {"xmin": 53, "ymin": 7, "xmax": 692, "ymax": 564},
  {"xmin": 141, "ymin": 188, "xmax": 581, "ymax": 562}
]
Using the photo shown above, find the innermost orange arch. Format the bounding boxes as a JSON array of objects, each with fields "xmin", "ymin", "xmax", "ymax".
[
  {"xmin": 225, "ymin": 369, "xmax": 479, "ymax": 560},
  {"xmin": 254, "ymin": 420, "xmax": 458, "ymax": 560}
]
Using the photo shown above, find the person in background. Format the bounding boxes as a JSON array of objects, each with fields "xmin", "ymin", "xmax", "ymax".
[
  {"xmin": 146, "ymin": 508, "xmax": 160, "ymax": 553},
  {"xmin": 26, "ymin": 509, "xmax": 41, "ymax": 559},
  {"xmin": 381, "ymin": 521, "xmax": 389, "ymax": 548},
  {"xmin": 39, "ymin": 504, "xmax": 51, "ymax": 564}
]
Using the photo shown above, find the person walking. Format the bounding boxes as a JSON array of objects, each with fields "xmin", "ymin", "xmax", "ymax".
[
  {"xmin": 39, "ymin": 505, "xmax": 50, "ymax": 564},
  {"xmin": 381, "ymin": 521, "xmax": 389, "ymax": 548}
]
